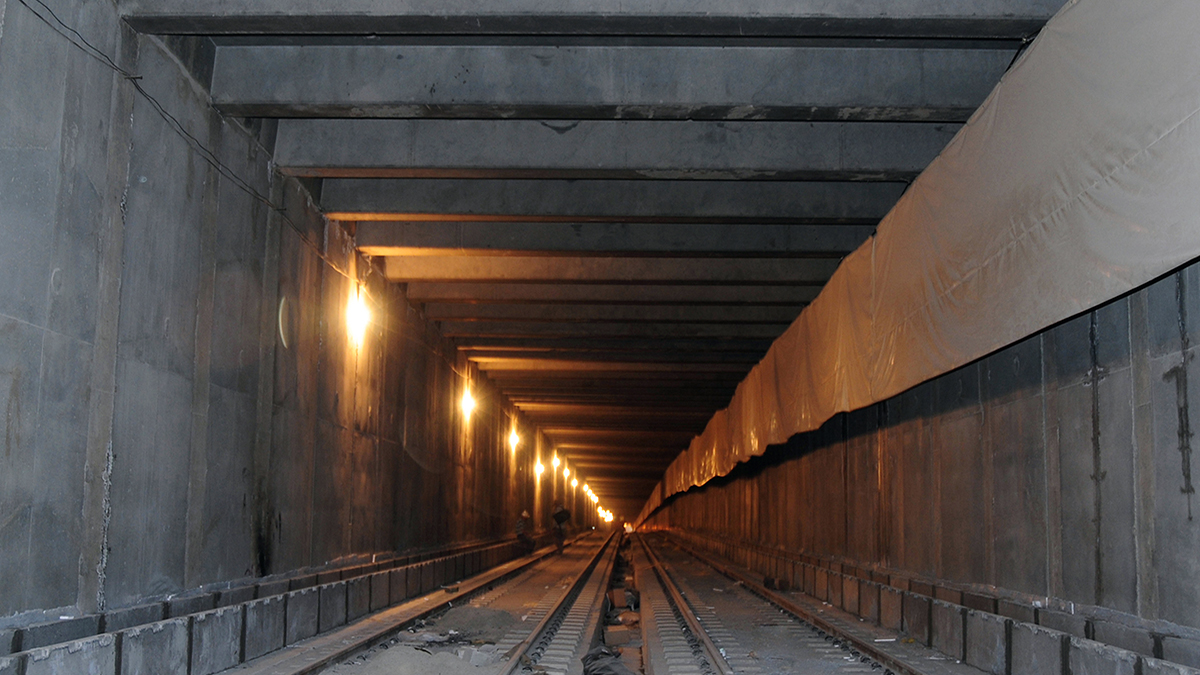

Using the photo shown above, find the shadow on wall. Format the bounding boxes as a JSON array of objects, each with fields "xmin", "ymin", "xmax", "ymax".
[{"xmin": 649, "ymin": 265, "xmax": 1200, "ymax": 635}]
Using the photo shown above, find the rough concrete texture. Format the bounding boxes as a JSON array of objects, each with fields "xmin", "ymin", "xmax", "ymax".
[
  {"xmin": 244, "ymin": 595, "xmax": 286, "ymax": 661},
  {"xmin": 0, "ymin": 630, "xmax": 13, "ymax": 657},
  {"xmin": 286, "ymin": 588, "xmax": 320, "ymax": 644},
  {"xmin": 370, "ymin": 572, "xmax": 390, "ymax": 611},
  {"xmin": 881, "ymin": 587, "xmax": 903, "ymax": 631},
  {"xmin": 1163, "ymin": 636, "xmax": 1200, "ymax": 669},
  {"xmin": 1039, "ymin": 609, "xmax": 1089, "ymax": 638},
  {"xmin": 21, "ymin": 615, "xmax": 99, "ymax": 649},
  {"xmin": 965, "ymin": 610, "xmax": 1008, "ymax": 675},
  {"xmin": 166, "ymin": 594, "xmax": 215, "ymax": 619},
  {"xmin": 827, "ymin": 572, "xmax": 843, "ymax": 607},
  {"xmin": 1069, "ymin": 637, "xmax": 1139, "ymax": 675},
  {"xmin": 1093, "ymin": 620, "xmax": 1156, "ymax": 657},
  {"xmin": 0, "ymin": 656, "xmax": 18, "ymax": 675},
  {"xmin": 191, "ymin": 606, "xmax": 243, "ymax": 675},
  {"xmin": 318, "ymin": 583, "xmax": 348, "ymax": 632},
  {"xmin": 103, "ymin": 603, "xmax": 164, "ymax": 633},
  {"xmin": 998, "ymin": 599, "xmax": 1037, "ymax": 624},
  {"xmin": 932, "ymin": 600, "xmax": 965, "ymax": 661},
  {"xmin": 256, "ymin": 579, "xmax": 290, "ymax": 598},
  {"xmin": 1011, "ymin": 622, "xmax": 1066, "ymax": 675},
  {"xmin": 24, "ymin": 634, "xmax": 117, "ymax": 675},
  {"xmin": 348, "ymin": 577, "xmax": 371, "ymax": 621},
  {"xmin": 120, "ymin": 618, "xmax": 189, "ymax": 675},
  {"xmin": 842, "ymin": 575, "xmax": 860, "ymax": 615},
  {"xmin": 860, "ymin": 582, "xmax": 881, "ymax": 624},
  {"xmin": 218, "ymin": 585, "xmax": 257, "ymax": 607},
  {"xmin": 902, "ymin": 592, "xmax": 931, "ymax": 646},
  {"xmin": 1144, "ymin": 657, "xmax": 1200, "ymax": 675}
]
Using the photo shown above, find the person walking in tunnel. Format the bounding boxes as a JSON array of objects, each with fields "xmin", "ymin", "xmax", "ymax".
[
  {"xmin": 551, "ymin": 499, "xmax": 571, "ymax": 554},
  {"xmin": 515, "ymin": 509, "xmax": 535, "ymax": 555}
]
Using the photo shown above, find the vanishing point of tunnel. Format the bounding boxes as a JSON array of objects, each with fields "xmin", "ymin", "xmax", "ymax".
[{"xmin": 2, "ymin": 1, "xmax": 1200, "ymax": 674}]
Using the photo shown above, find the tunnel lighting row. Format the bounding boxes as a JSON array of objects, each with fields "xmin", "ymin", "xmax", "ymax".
[{"xmin": 452, "ymin": 367, "xmax": 610, "ymax": 523}]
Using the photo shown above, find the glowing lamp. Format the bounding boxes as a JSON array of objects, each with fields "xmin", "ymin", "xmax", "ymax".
[
  {"xmin": 347, "ymin": 287, "xmax": 370, "ymax": 347},
  {"xmin": 551, "ymin": 455, "xmax": 560, "ymax": 469},
  {"xmin": 509, "ymin": 428, "xmax": 519, "ymax": 452},
  {"xmin": 563, "ymin": 467, "xmax": 570, "ymax": 479},
  {"xmin": 461, "ymin": 388, "xmax": 475, "ymax": 419},
  {"xmin": 571, "ymin": 479, "xmax": 578, "ymax": 488},
  {"xmin": 534, "ymin": 461, "xmax": 544, "ymax": 476}
]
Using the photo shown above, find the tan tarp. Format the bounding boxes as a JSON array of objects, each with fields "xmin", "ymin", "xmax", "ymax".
[{"xmin": 640, "ymin": 0, "xmax": 1200, "ymax": 524}]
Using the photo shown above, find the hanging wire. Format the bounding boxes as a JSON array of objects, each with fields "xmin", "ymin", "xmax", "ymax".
[
  {"xmin": 12, "ymin": 0, "xmax": 478, "ymax": 373},
  {"xmin": 12, "ymin": 0, "xmax": 357, "ymax": 283}
]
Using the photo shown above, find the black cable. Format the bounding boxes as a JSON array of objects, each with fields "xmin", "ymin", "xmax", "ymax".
[{"xmin": 12, "ymin": 0, "xmax": 356, "ymax": 282}]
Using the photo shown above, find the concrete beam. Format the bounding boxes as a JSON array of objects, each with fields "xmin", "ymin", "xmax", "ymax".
[
  {"xmin": 276, "ymin": 119, "xmax": 958, "ymax": 180},
  {"xmin": 437, "ymin": 320, "xmax": 788, "ymax": 338},
  {"xmin": 471, "ymin": 358, "xmax": 747, "ymax": 372},
  {"xmin": 213, "ymin": 44, "xmax": 1010, "ymax": 122},
  {"xmin": 426, "ymin": 303, "xmax": 803, "ymax": 323},
  {"xmin": 451, "ymin": 337, "xmax": 776, "ymax": 351},
  {"xmin": 121, "ymin": 0, "xmax": 1059, "ymax": 38},
  {"xmin": 357, "ymin": 222, "xmax": 873, "ymax": 256},
  {"xmin": 323, "ymin": 179, "xmax": 904, "ymax": 220},
  {"xmin": 385, "ymin": 256, "xmax": 838, "ymax": 283},
  {"xmin": 464, "ymin": 350, "xmax": 764, "ymax": 364},
  {"xmin": 410, "ymin": 283, "xmax": 821, "ymax": 306}
]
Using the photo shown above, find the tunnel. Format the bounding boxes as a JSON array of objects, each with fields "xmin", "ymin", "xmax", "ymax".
[{"xmin": 3, "ymin": 1, "xmax": 1200, "ymax": 674}]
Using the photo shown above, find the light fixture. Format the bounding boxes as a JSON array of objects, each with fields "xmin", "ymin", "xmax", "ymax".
[
  {"xmin": 461, "ymin": 387, "xmax": 475, "ymax": 419},
  {"xmin": 571, "ymin": 478, "xmax": 578, "ymax": 488},
  {"xmin": 563, "ymin": 467, "xmax": 570, "ymax": 479},
  {"xmin": 509, "ymin": 428, "xmax": 520, "ymax": 453},
  {"xmin": 583, "ymin": 484, "xmax": 590, "ymax": 493},
  {"xmin": 590, "ymin": 493, "xmax": 598, "ymax": 503},
  {"xmin": 347, "ymin": 286, "xmax": 370, "ymax": 347},
  {"xmin": 534, "ymin": 461, "xmax": 544, "ymax": 476},
  {"xmin": 597, "ymin": 506, "xmax": 605, "ymax": 517},
  {"xmin": 551, "ymin": 455, "xmax": 560, "ymax": 469}
]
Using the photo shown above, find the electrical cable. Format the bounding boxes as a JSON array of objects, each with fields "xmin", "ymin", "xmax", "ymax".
[{"xmin": 13, "ymin": 0, "xmax": 359, "ymax": 284}]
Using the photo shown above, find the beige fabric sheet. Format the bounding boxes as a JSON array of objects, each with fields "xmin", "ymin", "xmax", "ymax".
[{"xmin": 640, "ymin": 0, "xmax": 1200, "ymax": 524}]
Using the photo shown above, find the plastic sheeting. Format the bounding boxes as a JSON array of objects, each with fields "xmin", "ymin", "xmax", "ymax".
[{"xmin": 639, "ymin": 0, "xmax": 1200, "ymax": 524}]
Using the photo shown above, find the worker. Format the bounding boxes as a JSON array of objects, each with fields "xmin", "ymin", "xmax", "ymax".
[
  {"xmin": 551, "ymin": 500, "xmax": 571, "ymax": 554},
  {"xmin": 515, "ymin": 510, "xmax": 535, "ymax": 554}
]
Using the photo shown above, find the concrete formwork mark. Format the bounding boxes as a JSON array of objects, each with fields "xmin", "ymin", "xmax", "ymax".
[
  {"xmin": 1165, "ymin": 274, "xmax": 1196, "ymax": 521},
  {"xmin": 1089, "ymin": 311, "xmax": 1107, "ymax": 607}
]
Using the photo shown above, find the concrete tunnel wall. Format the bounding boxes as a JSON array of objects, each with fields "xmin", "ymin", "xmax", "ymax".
[
  {"xmin": 645, "ymin": 263, "xmax": 1200, "ymax": 642},
  {"xmin": 0, "ymin": 0, "xmax": 595, "ymax": 627}
]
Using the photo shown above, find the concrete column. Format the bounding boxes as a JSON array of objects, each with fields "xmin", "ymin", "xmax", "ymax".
[{"xmin": 77, "ymin": 24, "xmax": 138, "ymax": 614}]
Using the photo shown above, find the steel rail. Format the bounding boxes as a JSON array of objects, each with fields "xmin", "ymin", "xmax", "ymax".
[
  {"xmin": 497, "ymin": 530, "xmax": 619, "ymax": 675},
  {"xmin": 670, "ymin": 536, "xmax": 923, "ymax": 675},
  {"xmin": 636, "ymin": 535, "xmax": 735, "ymax": 675}
]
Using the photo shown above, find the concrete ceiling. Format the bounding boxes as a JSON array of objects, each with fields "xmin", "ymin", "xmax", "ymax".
[{"xmin": 124, "ymin": 0, "xmax": 1056, "ymax": 519}]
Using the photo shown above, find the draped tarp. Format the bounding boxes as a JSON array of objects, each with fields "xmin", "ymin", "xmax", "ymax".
[{"xmin": 639, "ymin": 0, "xmax": 1200, "ymax": 525}]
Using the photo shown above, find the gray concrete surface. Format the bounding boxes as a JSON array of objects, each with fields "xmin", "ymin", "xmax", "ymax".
[
  {"xmin": 964, "ymin": 610, "xmax": 1008, "ymax": 675},
  {"xmin": 190, "ymin": 606, "xmax": 243, "ymax": 675},
  {"xmin": 320, "ymin": 178, "xmax": 904, "ymax": 220},
  {"xmin": 244, "ymin": 596, "xmax": 286, "ymax": 661},
  {"xmin": 212, "ymin": 44, "xmax": 1009, "ymax": 121},
  {"xmin": 118, "ymin": 0, "xmax": 1061, "ymax": 37},
  {"xmin": 275, "ymin": 118, "xmax": 957, "ymax": 181},
  {"xmin": 120, "ymin": 618, "xmax": 189, "ymax": 675},
  {"xmin": 24, "ymin": 634, "xmax": 116, "ymax": 675},
  {"xmin": 1010, "ymin": 622, "xmax": 1066, "ymax": 675},
  {"xmin": 356, "ymin": 221, "xmax": 876, "ymax": 256}
]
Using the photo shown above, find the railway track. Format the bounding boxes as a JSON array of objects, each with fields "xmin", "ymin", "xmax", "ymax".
[
  {"xmin": 633, "ymin": 534, "xmax": 888, "ymax": 675},
  {"xmin": 254, "ymin": 530, "xmax": 981, "ymax": 675}
]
